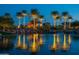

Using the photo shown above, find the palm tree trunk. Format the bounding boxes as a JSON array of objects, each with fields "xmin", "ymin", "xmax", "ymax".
[
  {"xmin": 54, "ymin": 19, "xmax": 56, "ymax": 28},
  {"xmin": 34, "ymin": 19, "xmax": 35, "ymax": 30},
  {"xmin": 18, "ymin": 20, "xmax": 20, "ymax": 28},
  {"xmin": 69, "ymin": 19, "xmax": 71, "ymax": 29},
  {"xmin": 64, "ymin": 19, "xmax": 66, "ymax": 30}
]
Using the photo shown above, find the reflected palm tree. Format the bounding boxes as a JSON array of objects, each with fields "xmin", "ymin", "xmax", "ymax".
[
  {"xmin": 39, "ymin": 34, "xmax": 43, "ymax": 45},
  {"xmin": 68, "ymin": 34, "xmax": 71, "ymax": 46},
  {"xmin": 21, "ymin": 10, "xmax": 28, "ymax": 49},
  {"xmin": 51, "ymin": 34, "xmax": 57, "ymax": 50},
  {"xmin": 62, "ymin": 34, "xmax": 68, "ymax": 50},
  {"xmin": 56, "ymin": 34, "xmax": 60, "ymax": 49},
  {"xmin": 16, "ymin": 12, "xmax": 23, "ymax": 48},
  {"xmin": 30, "ymin": 34, "xmax": 39, "ymax": 53}
]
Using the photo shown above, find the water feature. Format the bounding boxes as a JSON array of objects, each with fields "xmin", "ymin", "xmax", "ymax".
[{"xmin": 0, "ymin": 32, "xmax": 79, "ymax": 55}]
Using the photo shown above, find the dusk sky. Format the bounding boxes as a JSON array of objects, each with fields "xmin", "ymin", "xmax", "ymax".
[{"xmin": 0, "ymin": 4, "xmax": 79, "ymax": 25}]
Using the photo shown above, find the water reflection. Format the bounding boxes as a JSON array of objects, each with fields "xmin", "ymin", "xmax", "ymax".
[
  {"xmin": 62, "ymin": 34, "xmax": 68, "ymax": 50},
  {"xmin": 17, "ymin": 34, "xmax": 22, "ymax": 48},
  {"xmin": 0, "ymin": 32, "xmax": 74, "ymax": 54},
  {"xmin": 0, "ymin": 35, "xmax": 15, "ymax": 51},
  {"xmin": 30, "ymin": 34, "xmax": 39, "ymax": 53}
]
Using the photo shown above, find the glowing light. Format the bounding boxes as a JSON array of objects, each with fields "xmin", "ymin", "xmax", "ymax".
[
  {"xmin": 57, "ymin": 34, "xmax": 60, "ymax": 49},
  {"xmin": 17, "ymin": 35, "xmax": 22, "ymax": 48},
  {"xmin": 63, "ymin": 34, "xmax": 67, "ymax": 50},
  {"xmin": 30, "ymin": 34, "xmax": 38, "ymax": 52},
  {"xmin": 39, "ymin": 35, "xmax": 43, "ymax": 45},
  {"xmin": 22, "ymin": 34, "xmax": 27, "ymax": 49},
  {"xmin": 51, "ymin": 34, "xmax": 57, "ymax": 50},
  {"xmin": 68, "ymin": 34, "xmax": 71, "ymax": 45}
]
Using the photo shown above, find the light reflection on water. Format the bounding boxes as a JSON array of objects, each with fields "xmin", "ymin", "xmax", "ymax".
[{"xmin": 0, "ymin": 33, "xmax": 79, "ymax": 55}]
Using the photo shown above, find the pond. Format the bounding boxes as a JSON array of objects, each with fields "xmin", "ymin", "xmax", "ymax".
[{"xmin": 0, "ymin": 32, "xmax": 79, "ymax": 55}]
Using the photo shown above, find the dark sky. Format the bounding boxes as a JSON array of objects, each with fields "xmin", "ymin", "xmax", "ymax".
[{"xmin": 0, "ymin": 4, "xmax": 79, "ymax": 25}]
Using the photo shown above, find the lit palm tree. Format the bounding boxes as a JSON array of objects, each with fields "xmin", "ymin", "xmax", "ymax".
[
  {"xmin": 56, "ymin": 16, "xmax": 61, "ymax": 26},
  {"xmin": 68, "ymin": 16, "xmax": 72, "ymax": 29},
  {"xmin": 21, "ymin": 10, "xmax": 28, "ymax": 49},
  {"xmin": 17, "ymin": 12, "xmax": 23, "ymax": 29},
  {"xmin": 51, "ymin": 11, "xmax": 59, "ymax": 29},
  {"xmin": 31, "ymin": 9, "xmax": 39, "ymax": 30},
  {"xmin": 51, "ymin": 11, "xmax": 59, "ymax": 50},
  {"xmin": 16, "ymin": 12, "xmax": 23, "ymax": 48},
  {"xmin": 62, "ymin": 12, "xmax": 68, "ymax": 30}
]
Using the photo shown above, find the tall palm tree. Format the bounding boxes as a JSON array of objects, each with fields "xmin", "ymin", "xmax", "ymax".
[
  {"xmin": 31, "ymin": 9, "xmax": 39, "ymax": 30},
  {"xmin": 51, "ymin": 11, "xmax": 59, "ymax": 50},
  {"xmin": 16, "ymin": 12, "xmax": 23, "ymax": 48},
  {"xmin": 62, "ymin": 12, "xmax": 68, "ymax": 30},
  {"xmin": 62, "ymin": 12, "xmax": 69, "ymax": 50},
  {"xmin": 17, "ymin": 12, "xmax": 23, "ymax": 29},
  {"xmin": 56, "ymin": 16, "xmax": 61, "ymax": 26},
  {"xmin": 21, "ymin": 10, "xmax": 28, "ymax": 49},
  {"xmin": 68, "ymin": 16, "xmax": 72, "ymax": 29},
  {"xmin": 51, "ymin": 11, "xmax": 59, "ymax": 29}
]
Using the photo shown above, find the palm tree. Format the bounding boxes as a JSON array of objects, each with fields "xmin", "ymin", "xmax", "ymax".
[
  {"xmin": 62, "ymin": 12, "xmax": 68, "ymax": 30},
  {"xmin": 22, "ymin": 10, "xmax": 27, "ymax": 26},
  {"xmin": 21, "ymin": 10, "xmax": 28, "ymax": 49},
  {"xmin": 16, "ymin": 12, "xmax": 23, "ymax": 48},
  {"xmin": 68, "ymin": 16, "xmax": 72, "ymax": 29},
  {"xmin": 51, "ymin": 11, "xmax": 59, "ymax": 29},
  {"xmin": 31, "ymin": 9, "xmax": 39, "ymax": 30},
  {"xmin": 56, "ymin": 16, "xmax": 61, "ymax": 26},
  {"xmin": 51, "ymin": 11, "xmax": 59, "ymax": 50},
  {"xmin": 16, "ymin": 12, "xmax": 23, "ymax": 29}
]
